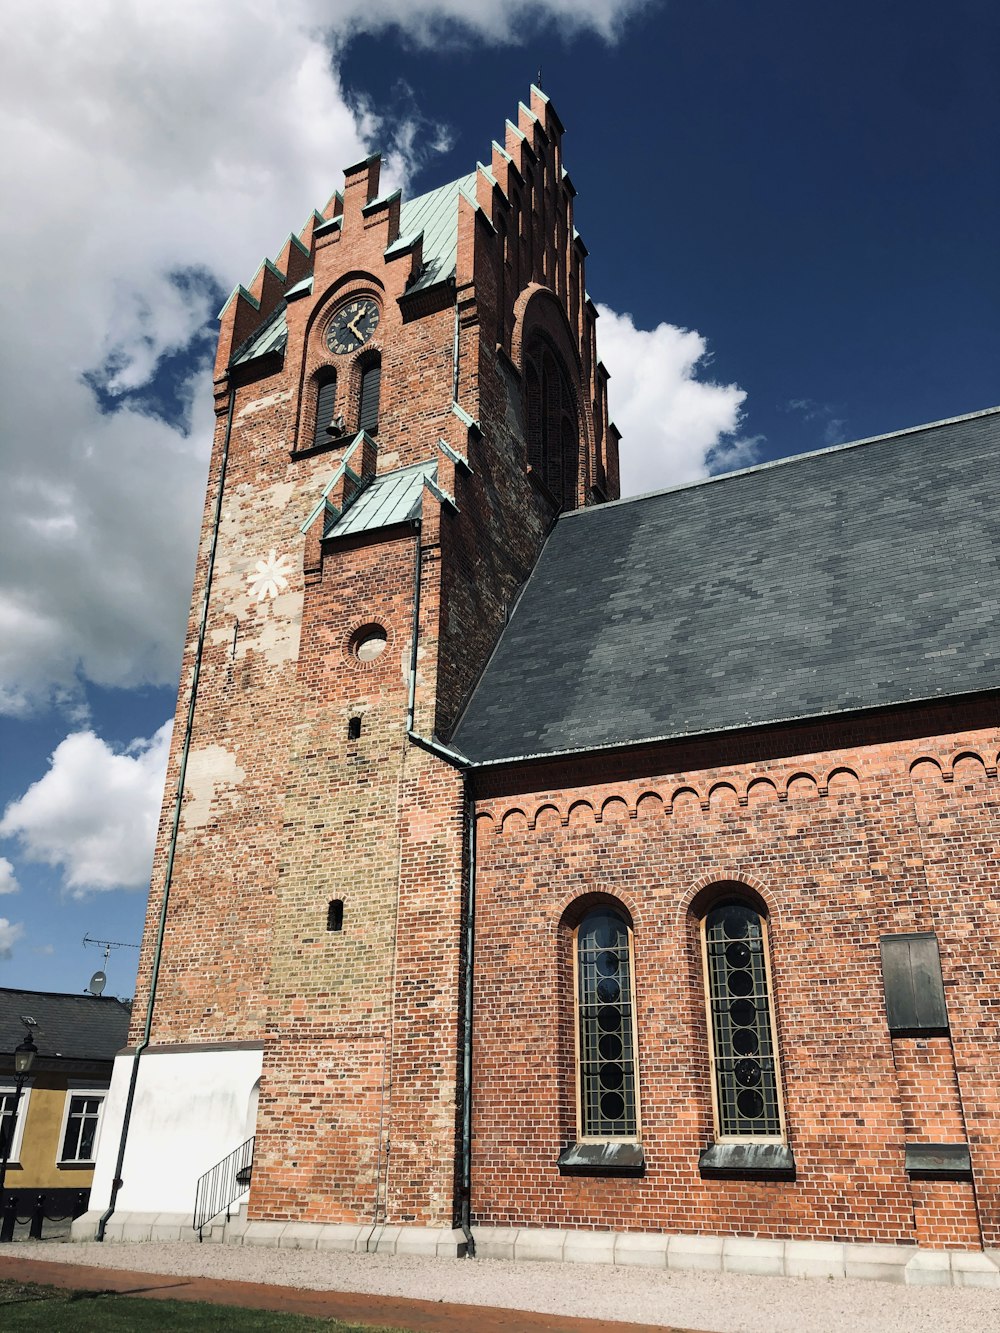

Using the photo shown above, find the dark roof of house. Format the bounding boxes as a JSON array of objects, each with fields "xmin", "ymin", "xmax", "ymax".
[
  {"xmin": 452, "ymin": 408, "xmax": 1000, "ymax": 766},
  {"xmin": 0, "ymin": 988, "xmax": 130, "ymax": 1064}
]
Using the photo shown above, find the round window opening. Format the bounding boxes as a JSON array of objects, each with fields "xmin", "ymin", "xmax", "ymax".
[{"xmin": 352, "ymin": 625, "xmax": 387, "ymax": 662}]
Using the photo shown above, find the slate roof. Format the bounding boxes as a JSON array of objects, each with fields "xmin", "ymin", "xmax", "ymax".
[
  {"xmin": 232, "ymin": 173, "xmax": 476, "ymax": 368},
  {"xmin": 0, "ymin": 988, "xmax": 130, "ymax": 1064},
  {"xmin": 452, "ymin": 408, "xmax": 1000, "ymax": 766}
]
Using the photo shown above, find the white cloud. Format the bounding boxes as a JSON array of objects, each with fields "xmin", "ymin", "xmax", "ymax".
[
  {"xmin": 0, "ymin": 919, "xmax": 24, "ymax": 960},
  {"xmin": 0, "ymin": 0, "xmax": 643, "ymax": 716},
  {"xmin": 782, "ymin": 397, "xmax": 848, "ymax": 447},
  {"xmin": 0, "ymin": 722, "xmax": 173, "ymax": 895},
  {"xmin": 596, "ymin": 305, "xmax": 758, "ymax": 496},
  {"xmin": 0, "ymin": 857, "xmax": 20, "ymax": 895}
]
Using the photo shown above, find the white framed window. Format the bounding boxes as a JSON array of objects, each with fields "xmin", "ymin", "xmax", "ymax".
[
  {"xmin": 0, "ymin": 1083, "xmax": 32, "ymax": 1164},
  {"xmin": 57, "ymin": 1087, "xmax": 107, "ymax": 1165}
]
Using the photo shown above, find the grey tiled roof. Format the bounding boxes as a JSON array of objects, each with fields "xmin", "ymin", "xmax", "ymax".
[
  {"xmin": 452, "ymin": 409, "xmax": 1000, "ymax": 766},
  {"xmin": 0, "ymin": 988, "xmax": 130, "ymax": 1064}
]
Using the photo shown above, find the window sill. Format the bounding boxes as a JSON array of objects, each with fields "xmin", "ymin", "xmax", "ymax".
[
  {"xmin": 698, "ymin": 1141, "xmax": 795, "ymax": 1179},
  {"xmin": 904, "ymin": 1143, "xmax": 972, "ymax": 1180},
  {"xmin": 557, "ymin": 1141, "xmax": 645, "ymax": 1177},
  {"xmin": 289, "ymin": 438, "xmax": 349, "ymax": 461},
  {"xmin": 57, "ymin": 1160, "xmax": 94, "ymax": 1169}
]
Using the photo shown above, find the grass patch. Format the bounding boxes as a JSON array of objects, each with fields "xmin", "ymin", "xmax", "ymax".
[{"xmin": 0, "ymin": 1278, "xmax": 414, "ymax": 1331}]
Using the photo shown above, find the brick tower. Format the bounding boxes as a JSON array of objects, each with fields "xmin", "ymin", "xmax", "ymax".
[{"xmin": 83, "ymin": 87, "xmax": 615, "ymax": 1248}]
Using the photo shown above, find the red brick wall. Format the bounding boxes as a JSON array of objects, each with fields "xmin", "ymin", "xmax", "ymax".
[{"xmin": 470, "ymin": 706, "xmax": 1000, "ymax": 1247}]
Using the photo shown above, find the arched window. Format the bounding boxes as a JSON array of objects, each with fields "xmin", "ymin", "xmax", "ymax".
[
  {"xmin": 359, "ymin": 357, "xmax": 381, "ymax": 435},
  {"xmin": 575, "ymin": 907, "xmax": 639, "ymax": 1138},
  {"xmin": 523, "ymin": 334, "xmax": 579, "ymax": 509},
  {"xmin": 312, "ymin": 373, "xmax": 338, "ymax": 450},
  {"xmin": 702, "ymin": 900, "xmax": 784, "ymax": 1138}
]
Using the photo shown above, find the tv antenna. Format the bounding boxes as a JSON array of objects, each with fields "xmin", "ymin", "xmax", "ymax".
[{"xmin": 83, "ymin": 934, "xmax": 139, "ymax": 994}]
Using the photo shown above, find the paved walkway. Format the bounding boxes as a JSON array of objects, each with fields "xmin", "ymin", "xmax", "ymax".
[{"xmin": 0, "ymin": 1252, "xmax": 699, "ymax": 1333}]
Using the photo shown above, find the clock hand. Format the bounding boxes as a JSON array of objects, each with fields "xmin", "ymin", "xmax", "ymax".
[{"xmin": 347, "ymin": 313, "xmax": 365, "ymax": 338}]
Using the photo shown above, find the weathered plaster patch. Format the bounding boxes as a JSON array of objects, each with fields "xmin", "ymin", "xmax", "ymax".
[
  {"xmin": 255, "ymin": 589, "xmax": 304, "ymax": 666},
  {"xmin": 182, "ymin": 745, "xmax": 247, "ymax": 830},
  {"xmin": 207, "ymin": 480, "xmax": 305, "ymax": 666},
  {"xmin": 238, "ymin": 388, "xmax": 293, "ymax": 418}
]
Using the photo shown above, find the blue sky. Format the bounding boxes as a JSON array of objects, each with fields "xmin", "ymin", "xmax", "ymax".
[{"xmin": 1, "ymin": 0, "xmax": 997, "ymax": 999}]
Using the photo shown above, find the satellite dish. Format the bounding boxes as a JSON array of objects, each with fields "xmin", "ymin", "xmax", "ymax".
[{"xmin": 88, "ymin": 970, "xmax": 107, "ymax": 996}]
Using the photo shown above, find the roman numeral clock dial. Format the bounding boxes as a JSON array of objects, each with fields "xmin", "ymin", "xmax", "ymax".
[{"xmin": 325, "ymin": 298, "xmax": 380, "ymax": 355}]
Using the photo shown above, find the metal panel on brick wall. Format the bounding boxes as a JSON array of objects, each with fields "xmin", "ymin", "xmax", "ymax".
[{"xmin": 880, "ymin": 932, "xmax": 948, "ymax": 1033}]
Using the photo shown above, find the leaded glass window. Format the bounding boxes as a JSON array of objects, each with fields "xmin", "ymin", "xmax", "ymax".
[
  {"xmin": 703, "ymin": 902, "xmax": 783, "ymax": 1138},
  {"xmin": 576, "ymin": 908, "xmax": 639, "ymax": 1138}
]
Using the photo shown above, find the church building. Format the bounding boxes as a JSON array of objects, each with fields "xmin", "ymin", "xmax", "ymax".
[{"xmin": 77, "ymin": 88, "xmax": 1000, "ymax": 1286}]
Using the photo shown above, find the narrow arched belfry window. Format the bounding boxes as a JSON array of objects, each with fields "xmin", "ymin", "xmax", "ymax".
[
  {"xmin": 702, "ymin": 901, "xmax": 784, "ymax": 1138},
  {"xmin": 359, "ymin": 358, "xmax": 381, "ymax": 435},
  {"xmin": 575, "ymin": 907, "xmax": 639, "ymax": 1138},
  {"xmin": 523, "ymin": 334, "xmax": 579, "ymax": 510},
  {"xmin": 312, "ymin": 374, "xmax": 338, "ymax": 450}
]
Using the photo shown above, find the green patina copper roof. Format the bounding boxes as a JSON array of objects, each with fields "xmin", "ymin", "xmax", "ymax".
[
  {"xmin": 397, "ymin": 172, "xmax": 476, "ymax": 293},
  {"xmin": 324, "ymin": 459, "xmax": 436, "ymax": 538}
]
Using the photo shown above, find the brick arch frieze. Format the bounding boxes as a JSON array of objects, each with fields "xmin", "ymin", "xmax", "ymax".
[{"xmin": 482, "ymin": 758, "xmax": 882, "ymax": 834}]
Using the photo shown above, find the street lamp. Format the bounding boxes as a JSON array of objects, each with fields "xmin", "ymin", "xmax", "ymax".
[{"xmin": 0, "ymin": 1032, "xmax": 37, "ymax": 1241}]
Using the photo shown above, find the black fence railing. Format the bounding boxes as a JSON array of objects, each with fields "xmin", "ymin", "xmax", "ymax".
[
  {"xmin": 193, "ymin": 1135, "xmax": 254, "ymax": 1240},
  {"xmin": 0, "ymin": 1188, "xmax": 90, "ymax": 1241}
]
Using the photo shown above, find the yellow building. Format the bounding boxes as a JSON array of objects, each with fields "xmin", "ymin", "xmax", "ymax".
[{"xmin": 1, "ymin": 988, "xmax": 130, "ymax": 1226}]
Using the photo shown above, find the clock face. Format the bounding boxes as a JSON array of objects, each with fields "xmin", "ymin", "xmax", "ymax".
[{"xmin": 325, "ymin": 298, "xmax": 380, "ymax": 355}]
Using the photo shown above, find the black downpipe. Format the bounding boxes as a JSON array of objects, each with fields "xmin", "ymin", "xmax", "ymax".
[
  {"xmin": 97, "ymin": 383, "xmax": 237, "ymax": 1240},
  {"xmin": 459, "ymin": 775, "xmax": 477, "ymax": 1257},
  {"xmin": 403, "ymin": 517, "xmax": 475, "ymax": 1255}
]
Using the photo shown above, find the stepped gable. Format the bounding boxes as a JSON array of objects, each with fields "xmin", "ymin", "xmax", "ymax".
[{"xmin": 452, "ymin": 407, "xmax": 1000, "ymax": 765}]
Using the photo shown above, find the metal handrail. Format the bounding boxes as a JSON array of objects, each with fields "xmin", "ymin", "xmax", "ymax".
[{"xmin": 193, "ymin": 1135, "xmax": 254, "ymax": 1240}]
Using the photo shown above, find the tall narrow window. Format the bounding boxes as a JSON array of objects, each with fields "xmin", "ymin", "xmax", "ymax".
[
  {"xmin": 0, "ymin": 1087, "xmax": 26, "ymax": 1161},
  {"xmin": 523, "ymin": 334, "xmax": 579, "ymax": 510},
  {"xmin": 359, "ymin": 358, "xmax": 381, "ymax": 435},
  {"xmin": 702, "ymin": 901, "xmax": 783, "ymax": 1138},
  {"xmin": 575, "ymin": 908, "xmax": 639, "ymax": 1138},
  {"xmin": 312, "ymin": 373, "xmax": 338, "ymax": 450},
  {"xmin": 60, "ymin": 1092, "xmax": 105, "ymax": 1163}
]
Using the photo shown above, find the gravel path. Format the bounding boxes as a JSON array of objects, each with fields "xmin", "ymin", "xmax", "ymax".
[{"xmin": 29, "ymin": 1241, "xmax": 1000, "ymax": 1332}]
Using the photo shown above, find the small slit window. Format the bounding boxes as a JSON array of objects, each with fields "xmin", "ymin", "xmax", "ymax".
[
  {"xmin": 575, "ymin": 908, "xmax": 639, "ymax": 1138},
  {"xmin": 312, "ymin": 374, "xmax": 338, "ymax": 450},
  {"xmin": 359, "ymin": 358, "xmax": 381, "ymax": 435},
  {"xmin": 347, "ymin": 716, "xmax": 362, "ymax": 740},
  {"xmin": 327, "ymin": 900, "xmax": 344, "ymax": 932},
  {"xmin": 702, "ymin": 901, "xmax": 784, "ymax": 1138}
]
